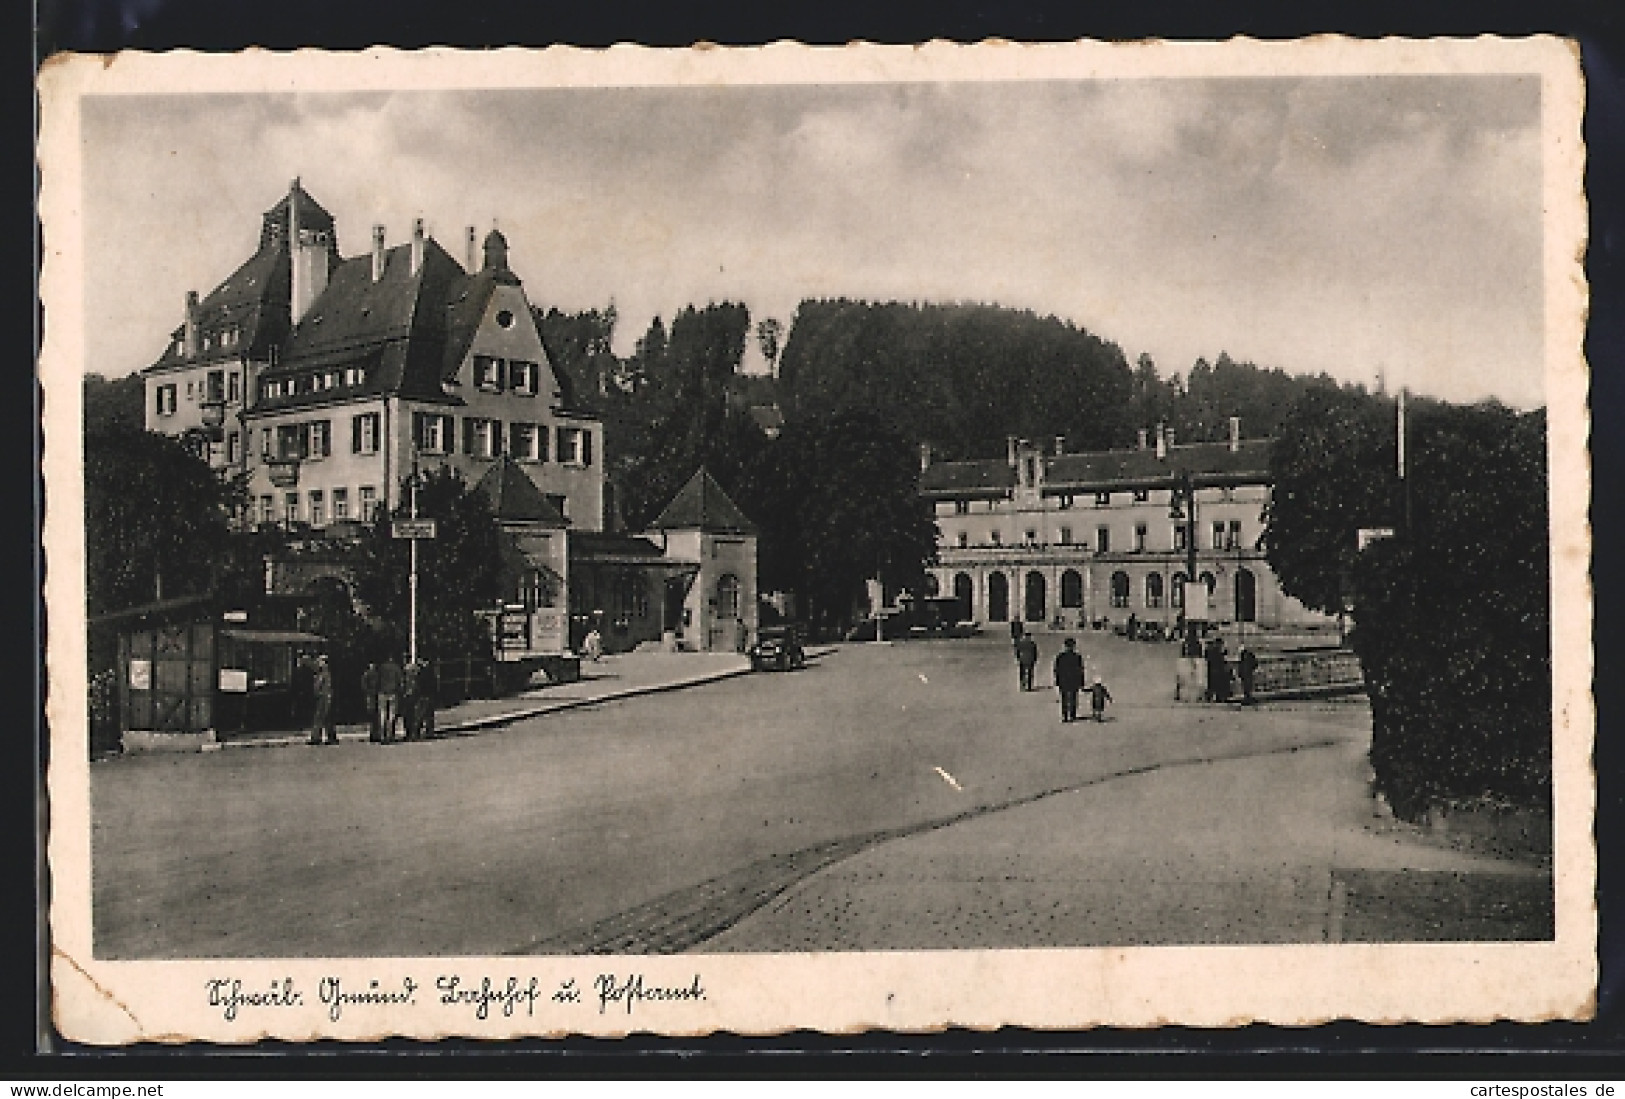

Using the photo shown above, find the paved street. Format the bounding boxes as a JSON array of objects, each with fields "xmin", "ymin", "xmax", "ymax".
[{"xmin": 91, "ymin": 632, "xmax": 1549, "ymax": 958}]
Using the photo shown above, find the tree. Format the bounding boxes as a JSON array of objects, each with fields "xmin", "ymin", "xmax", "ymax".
[
  {"xmin": 82, "ymin": 372, "xmax": 146, "ymax": 436},
  {"xmin": 732, "ymin": 410, "xmax": 938, "ymax": 630},
  {"xmin": 83, "ymin": 424, "xmax": 245, "ymax": 615},
  {"xmin": 350, "ymin": 467, "xmax": 504, "ymax": 659}
]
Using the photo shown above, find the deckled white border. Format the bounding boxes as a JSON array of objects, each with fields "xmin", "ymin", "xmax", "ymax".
[{"xmin": 39, "ymin": 37, "xmax": 1594, "ymax": 1042}]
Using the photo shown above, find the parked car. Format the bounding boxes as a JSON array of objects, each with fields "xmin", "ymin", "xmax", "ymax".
[{"xmin": 750, "ymin": 625, "xmax": 806, "ymax": 671}]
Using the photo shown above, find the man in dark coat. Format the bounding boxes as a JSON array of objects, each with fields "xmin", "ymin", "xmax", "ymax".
[
  {"xmin": 1238, "ymin": 645, "xmax": 1259, "ymax": 705},
  {"xmin": 1052, "ymin": 637, "xmax": 1085, "ymax": 723},
  {"xmin": 1205, "ymin": 636, "xmax": 1231, "ymax": 703},
  {"xmin": 307, "ymin": 655, "xmax": 336, "ymax": 745},
  {"xmin": 1015, "ymin": 632, "xmax": 1039, "ymax": 691},
  {"xmin": 361, "ymin": 662, "xmax": 380, "ymax": 742}
]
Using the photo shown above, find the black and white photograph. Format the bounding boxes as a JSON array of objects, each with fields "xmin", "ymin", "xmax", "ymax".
[{"xmin": 39, "ymin": 38, "xmax": 1593, "ymax": 1040}]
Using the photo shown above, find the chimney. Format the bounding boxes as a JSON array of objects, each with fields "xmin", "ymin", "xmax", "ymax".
[
  {"xmin": 371, "ymin": 225, "xmax": 386, "ymax": 282},
  {"xmin": 919, "ymin": 442, "xmax": 933, "ymax": 472},
  {"xmin": 1137, "ymin": 427, "xmax": 1148, "ymax": 451},
  {"xmin": 1155, "ymin": 422, "xmax": 1167, "ymax": 461},
  {"xmin": 1007, "ymin": 436, "xmax": 1019, "ymax": 468},
  {"xmin": 410, "ymin": 218, "xmax": 425, "ymax": 276},
  {"xmin": 1229, "ymin": 415, "xmax": 1241, "ymax": 453},
  {"xmin": 1054, "ymin": 435, "xmax": 1066, "ymax": 457},
  {"xmin": 183, "ymin": 291, "xmax": 200, "ymax": 357},
  {"xmin": 466, "ymin": 226, "xmax": 477, "ymax": 272}
]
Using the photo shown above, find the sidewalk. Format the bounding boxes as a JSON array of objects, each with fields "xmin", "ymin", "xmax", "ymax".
[
  {"xmin": 705, "ymin": 704, "xmax": 1551, "ymax": 951},
  {"xmin": 219, "ymin": 645, "xmax": 838, "ymax": 750}
]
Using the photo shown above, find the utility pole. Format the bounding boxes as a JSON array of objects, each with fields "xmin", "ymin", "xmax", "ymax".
[
  {"xmin": 409, "ymin": 456, "xmax": 419, "ymax": 666},
  {"xmin": 1398, "ymin": 386, "xmax": 1412, "ymax": 535}
]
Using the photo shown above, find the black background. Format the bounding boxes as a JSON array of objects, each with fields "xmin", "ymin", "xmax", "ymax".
[{"xmin": 20, "ymin": 0, "xmax": 1625, "ymax": 1078}]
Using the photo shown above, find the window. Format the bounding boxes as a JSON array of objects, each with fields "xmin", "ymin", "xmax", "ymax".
[
  {"xmin": 1025, "ymin": 529, "xmax": 1038, "ymax": 545},
  {"xmin": 1134, "ymin": 523, "xmax": 1148, "ymax": 552},
  {"xmin": 1096, "ymin": 526, "xmax": 1111, "ymax": 553},
  {"xmin": 359, "ymin": 486, "xmax": 379, "ymax": 521},
  {"xmin": 956, "ymin": 531, "xmax": 969, "ymax": 549},
  {"xmin": 225, "ymin": 431, "xmax": 240, "ymax": 464},
  {"xmin": 322, "ymin": 370, "xmax": 341, "ymax": 391},
  {"xmin": 1059, "ymin": 526, "xmax": 1072, "ymax": 545},
  {"xmin": 473, "ymin": 355, "xmax": 504, "ymax": 393},
  {"xmin": 1146, "ymin": 573, "xmax": 1164, "ymax": 608},
  {"xmin": 205, "ymin": 370, "xmax": 225, "ymax": 403},
  {"xmin": 186, "ymin": 381, "xmax": 195, "ymax": 399},
  {"xmin": 332, "ymin": 488, "xmax": 349, "ymax": 521},
  {"xmin": 343, "ymin": 366, "xmax": 366, "ymax": 387},
  {"xmin": 227, "ymin": 372, "xmax": 240, "ymax": 403},
  {"xmin": 990, "ymin": 530, "xmax": 1002, "ymax": 546},
  {"xmin": 1058, "ymin": 494, "xmax": 1073, "ymax": 510},
  {"xmin": 284, "ymin": 492, "xmax": 300, "ymax": 525},
  {"xmin": 1172, "ymin": 572, "xmax": 1187, "ymax": 609},
  {"xmin": 259, "ymin": 495, "xmax": 274, "ymax": 526},
  {"xmin": 1212, "ymin": 521, "xmax": 1226, "ymax": 551},
  {"xmin": 1228, "ymin": 520, "xmax": 1243, "ymax": 550},
  {"xmin": 1133, "ymin": 488, "xmax": 1150, "ymax": 503},
  {"xmin": 545, "ymin": 494, "xmax": 568, "ymax": 520},
  {"xmin": 309, "ymin": 490, "xmax": 325, "ymax": 527},
  {"xmin": 509, "ymin": 360, "xmax": 539, "ymax": 396},
  {"xmin": 1110, "ymin": 571, "xmax": 1130, "ymax": 609},
  {"xmin": 1061, "ymin": 569, "xmax": 1084, "ymax": 608},
  {"xmin": 263, "ymin": 378, "xmax": 285, "ymax": 400},
  {"xmin": 954, "ymin": 500, "xmax": 971, "ymax": 516},
  {"xmin": 1094, "ymin": 491, "xmax": 1111, "ymax": 506},
  {"xmin": 414, "ymin": 412, "xmax": 454, "ymax": 455},
  {"xmin": 464, "ymin": 417, "xmax": 501, "ymax": 458},
  {"xmin": 351, "ymin": 413, "xmax": 380, "ymax": 454},
  {"xmin": 557, "ymin": 426, "xmax": 593, "ymax": 466},
  {"xmin": 1173, "ymin": 524, "xmax": 1188, "ymax": 552},
  {"xmin": 154, "ymin": 384, "xmax": 177, "ymax": 416},
  {"xmin": 275, "ymin": 424, "xmax": 303, "ymax": 460},
  {"xmin": 1023, "ymin": 456, "xmax": 1037, "ymax": 485},
  {"xmin": 510, "ymin": 422, "xmax": 545, "ymax": 461},
  {"xmin": 308, "ymin": 420, "xmax": 332, "ymax": 459}
]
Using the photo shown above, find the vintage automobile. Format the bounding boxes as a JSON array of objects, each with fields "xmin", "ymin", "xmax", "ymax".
[{"xmin": 749, "ymin": 625, "xmax": 806, "ymax": 671}]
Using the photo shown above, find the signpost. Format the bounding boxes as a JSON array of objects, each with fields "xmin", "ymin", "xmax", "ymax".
[
  {"xmin": 391, "ymin": 519, "xmax": 438, "ymax": 540},
  {"xmin": 392, "ymin": 473, "xmax": 437, "ymax": 664}
]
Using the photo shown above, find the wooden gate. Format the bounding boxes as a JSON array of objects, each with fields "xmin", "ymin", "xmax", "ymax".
[{"xmin": 120, "ymin": 621, "xmax": 214, "ymax": 733}]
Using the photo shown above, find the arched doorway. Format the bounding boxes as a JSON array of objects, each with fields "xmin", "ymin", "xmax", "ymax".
[
  {"xmin": 1110, "ymin": 570, "xmax": 1130, "ymax": 609},
  {"xmin": 953, "ymin": 573, "xmax": 974, "ymax": 621},
  {"xmin": 1024, "ymin": 571, "xmax": 1046, "ymax": 622},
  {"xmin": 987, "ymin": 572, "xmax": 1009, "ymax": 622},
  {"xmin": 1146, "ymin": 572, "xmax": 1164, "ymax": 609},
  {"xmin": 1234, "ymin": 567, "xmax": 1257, "ymax": 623},
  {"xmin": 1060, "ymin": 569, "xmax": 1084, "ymax": 609}
]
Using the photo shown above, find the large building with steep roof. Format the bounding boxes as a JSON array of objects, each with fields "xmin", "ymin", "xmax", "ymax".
[
  {"xmin": 919, "ymin": 420, "xmax": 1329, "ymax": 634},
  {"xmin": 141, "ymin": 181, "xmax": 754, "ymax": 656}
]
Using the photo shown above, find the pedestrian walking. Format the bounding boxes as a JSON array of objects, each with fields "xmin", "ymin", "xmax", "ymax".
[
  {"xmin": 1238, "ymin": 645, "xmax": 1258, "ymax": 705},
  {"xmin": 375, "ymin": 655, "xmax": 404, "ymax": 743},
  {"xmin": 361, "ymin": 661, "xmax": 380, "ymax": 742},
  {"xmin": 1088, "ymin": 676, "xmax": 1114, "ymax": 722},
  {"xmin": 307, "ymin": 655, "xmax": 337, "ymax": 745},
  {"xmin": 1015, "ymin": 632, "xmax": 1039, "ymax": 691},
  {"xmin": 1053, "ymin": 637, "xmax": 1085, "ymax": 723},
  {"xmin": 1204, "ymin": 636, "xmax": 1232, "ymax": 703},
  {"xmin": 583, "ymin": 627, "xmax": 603, "ymax": 662}
]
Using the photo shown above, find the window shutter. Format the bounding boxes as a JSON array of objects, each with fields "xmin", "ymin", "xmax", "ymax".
[
  {"xmin": 412, "ymin": 412, "xmax": 425, "ymax": 451},
  {"xmin": 581, "ymin": 429, "xmax": 593, "ymax": 466},
  {"xmin": 556, "ymin": 426, "xmax": 568, "ymax": 463},
  {"xmin": 352, "ymin": 415, "xmax": 362, "ymax": 454},
  {"xmin": 538, "ymin": 424, "xmax": 549, "ymax": 462},
  {"xmin": 491, "ymin": 421, "xmax": 504, "ymax": 458}
]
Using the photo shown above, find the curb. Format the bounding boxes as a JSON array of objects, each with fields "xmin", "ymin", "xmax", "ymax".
[{"xmin": 214, "ymin": 648, "xmax": 839, "ymax": 750}]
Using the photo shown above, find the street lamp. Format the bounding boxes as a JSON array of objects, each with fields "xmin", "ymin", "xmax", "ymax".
[{"xmin": 1169, "ymin": 469, "xmax": 1201, "ymax": 657}]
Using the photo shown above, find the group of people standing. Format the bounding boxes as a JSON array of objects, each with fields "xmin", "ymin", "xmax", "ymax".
[
  {"xmin": 299, "ymin": 653, "xmax": 437, "ymax": 746},
  {"xmin": 1011, "ymin": 622, "xmax": 1113, "ymax": 724},
  {"xmin": 1201, "ymin": 635, "xmax": 1259, "ymax": 704}
]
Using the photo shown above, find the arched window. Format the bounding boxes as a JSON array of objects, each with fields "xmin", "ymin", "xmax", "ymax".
[
  {"xmin": 1060, "ymin": 569, "xmax": 1084, "ymax": 609},
  {"xmin": 1146, "ymin": 573, "xmax": 1164, "ymax": 608},
  {"xmin": 1024, "ymin": 571, "xmax": 1046, "ymax": 622},
  {"xmin": 1172, "ymin": 571, "xmax": 1187, "ymax": 610},
  {"xmin": 1110, "ymin": 570, "xmax": 1130, "ymax": 609},
  {"xmin": 953, "ymin": 573, "xmax": 974, "ymax": 621},
  {"xmin": 1235, "ymin": 567, "xmax": 1257, "ymax": 623},
  {"xmin": 716, "ymin": 573, "xmax": 740, "ymax": 620},
  {"xmin": 987, "ymin": 572, "xmax": 1009, "ymax": 622}
]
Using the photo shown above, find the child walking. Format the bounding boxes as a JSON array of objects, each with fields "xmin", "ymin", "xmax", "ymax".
[{"xmin": 1088, "ymin": 676, "xmax": 1114, "ymax": 722}]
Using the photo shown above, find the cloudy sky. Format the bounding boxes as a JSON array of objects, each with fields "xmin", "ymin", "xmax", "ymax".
[{"xmin": 79, "ymin": 75, "xmax": 1544, "ymax": 406}]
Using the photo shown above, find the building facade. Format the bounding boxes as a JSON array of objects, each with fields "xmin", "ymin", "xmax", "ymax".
[
  {"xmin": 919, "ymin": 420, "xmax": 1329, "ymax": 633},
  {"xmin": 141, "ymin": 181, "xmax": 754, "ymax": 655}
]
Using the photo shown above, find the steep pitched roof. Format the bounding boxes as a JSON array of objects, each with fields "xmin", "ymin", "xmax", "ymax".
[
  {"xmin": 919, "ymin": 460, "xmax": 1017, "ymax": 496},
  {"xmin": 474, "ymin": 457, "xmax": 568, "ymax": 526},
  {"xmin": 649, "ymin": 468, "xmax": 756, "ymax": 534},
  {"xmin": 145, "ymin": 244, "xmax": 292, "ymax": 374}
]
